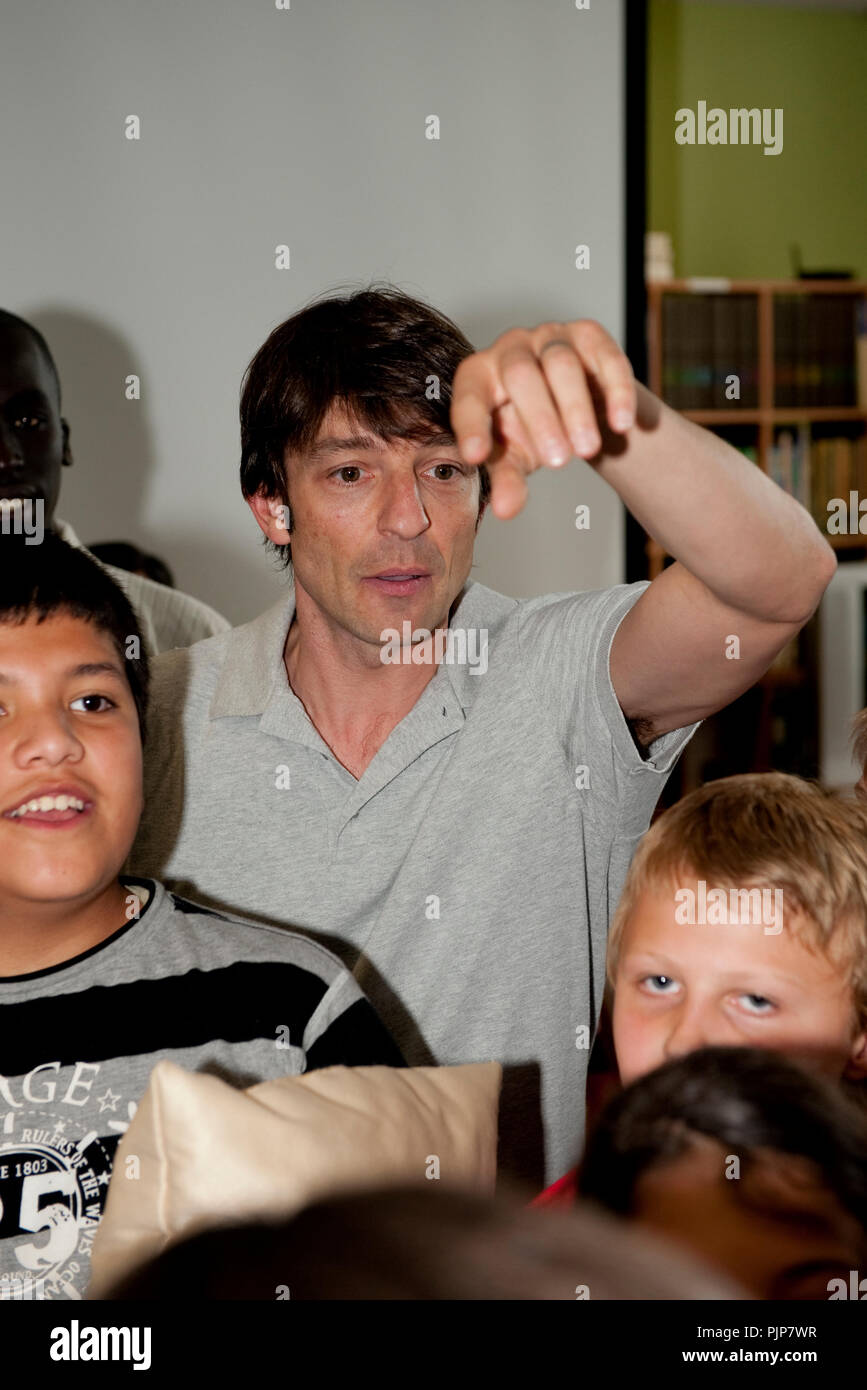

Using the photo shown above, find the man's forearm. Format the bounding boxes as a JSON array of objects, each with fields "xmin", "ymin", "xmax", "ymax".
[{"xmin": 591, "ymin": 382, "xmax": 836, "ymax": 623}]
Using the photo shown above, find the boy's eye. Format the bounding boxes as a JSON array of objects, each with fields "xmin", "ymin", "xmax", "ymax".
[
  {"xmin": 640, "ymin": 974, "xmax": 680, "ymax": 995},
  {"xmin": 12, "ymin": 414, "xmax": 47, "ymax": 429},
  {"xmin": 735, "ymin": 992, "xmax": 775, "ymax": 1015},
  {"xmin": 70, "ymin": 694, "xmax": 116, "ymax": 713}
]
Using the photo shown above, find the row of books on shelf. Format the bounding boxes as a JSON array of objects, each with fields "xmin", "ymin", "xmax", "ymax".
[
  {"xmin": 743, "ymin": 428, "xmax": 867, "ymax": 527},
  {"xmin": 660, "ymin": 292, "xmax": 866, "ymax": 412},
  {"xmin": 662, "ymin": 294, "xmax": 758, "ymax": 409},
  {"xmin": 774, "ymin": 295, "xmax": 861, "ymax": 408}
]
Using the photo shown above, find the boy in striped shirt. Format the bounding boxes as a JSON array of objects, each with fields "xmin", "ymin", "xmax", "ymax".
[{"xmin": 0, "ymin": 533, "xmax": 402, "ymax": 1301}]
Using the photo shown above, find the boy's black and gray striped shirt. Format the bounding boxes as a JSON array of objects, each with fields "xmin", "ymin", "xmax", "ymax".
[{"xmin": 0, "ymin": 878, "xmax": 403, "ymax": 1301}]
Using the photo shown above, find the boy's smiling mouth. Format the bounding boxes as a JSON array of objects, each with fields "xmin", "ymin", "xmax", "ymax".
[{"xmin": 3, "ymin": 785, "xmax": 94, "ymax": 826}]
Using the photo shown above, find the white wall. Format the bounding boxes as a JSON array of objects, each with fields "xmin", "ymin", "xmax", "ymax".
[{"xmin": 3, "ymin": 0, "xmax": 627, "ymax": 623}]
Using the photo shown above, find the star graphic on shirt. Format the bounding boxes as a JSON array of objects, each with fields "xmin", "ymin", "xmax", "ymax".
[
  {"xmin": 95, "ymin": 1089, "xmax": 121, "ymax": 1113},
  {"xmin": 107, "ymin": 1100, "xmax": 138, "ymax": 1134},
  {"xmin": 51, "ymin": 1119, "xmax": 67, "ymax": 1136},
  {"xmin": 97, "ymin": 1171, "xmax": 112, "ymax": 1188}
]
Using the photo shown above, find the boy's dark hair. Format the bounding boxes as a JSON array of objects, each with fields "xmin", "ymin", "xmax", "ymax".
[
  {"xmin": 239, "ymin": 284, "xmax": 491, "ymax": 568},
  {"xmin": 0, "ymin": 533, "xmax": 150, "ymax": 739},
  {"xmin": 104, "ymin": 1184, "xmax": 739, "ymax": 1302},
  {"xmin": 579, "ymin": 1046, "xmax": 867, "ymax": 1236}
]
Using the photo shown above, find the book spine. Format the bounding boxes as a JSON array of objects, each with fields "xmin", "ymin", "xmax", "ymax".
[
  {"xmin": 797, "ymin": 424, "xmax": 811, "ymax": 510},
  {"xmin": 794, "ymin": 296, "xmax": 807, "ymax": 407},
  {"xmin": 774, "ymin": 295, "xmax": 793, "ymax": 409},
  {"xmin": 739, "ymin": 295, "xmax": 759, "ymax": 409},
  {"xmin": 856, "ymin": 297, "xmax": 867, "ymax": 410},
  {"xmin": 712, "ymin": 294, "xmax": 736, "ymax": 407}
]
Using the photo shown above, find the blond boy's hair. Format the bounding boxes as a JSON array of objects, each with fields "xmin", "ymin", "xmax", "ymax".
[
  {"xmin": 607, "ymin": 773, "xmax": 867, "ymax": 1028},
  {"xmin": 852, "ymin": 707, "xmax": 867, "ymax": 776}
]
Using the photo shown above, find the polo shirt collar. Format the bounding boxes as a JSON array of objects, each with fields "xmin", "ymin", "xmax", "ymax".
[
  {"xmin": 207, "ymin": 580, "xmax": 506, "ymax": 812},
  {"xmin": 209, "ymin": 592, "xmax": 293, "ymax": 720},
  {"xmin": 53, "ymin": 518, "xmax": 84, "ymax": 549}
]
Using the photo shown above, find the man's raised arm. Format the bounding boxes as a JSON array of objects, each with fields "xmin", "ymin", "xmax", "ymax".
[{"xmin": 451, "ymin": 318, "xmax": 836, "ymax": 745}]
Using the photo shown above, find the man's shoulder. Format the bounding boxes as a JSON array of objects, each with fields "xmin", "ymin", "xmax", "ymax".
[
  {"xmin": 113, "ymin": 567, "xmax": 230, "ymax": 647},
  {"xmin": 460, "ymin": 577, "xmax": 649, "ymax": 635},
  {"xmin": 514, "ymin": 580, "xmax": 649, "ymax": 619}
]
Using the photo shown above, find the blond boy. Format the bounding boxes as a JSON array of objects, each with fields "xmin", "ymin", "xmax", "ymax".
[{"xmin": 608, "ymin": 772, "xmax": 867, "ymax": 1089}]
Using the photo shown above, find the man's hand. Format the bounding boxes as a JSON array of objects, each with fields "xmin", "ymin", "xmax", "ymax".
[{"xmin": 451, "ymin": 319, "xmax": 638, "ymax": 520}]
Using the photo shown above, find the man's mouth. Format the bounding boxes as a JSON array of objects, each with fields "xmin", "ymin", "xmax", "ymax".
[
  {"xmin": 4, "ymin": 793, "xmax": 93, "ymax": 826},
  {"xmin": 0, "ymin": 483, "xmax": 37, "ymax": 499},
  {"xmin": 364, "ymin": 571, "xmax": 431, "ymax": 595}
]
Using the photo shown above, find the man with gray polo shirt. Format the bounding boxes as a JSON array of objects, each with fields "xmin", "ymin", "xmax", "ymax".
[{"xmin": 129, "ymin": 286, "xmax": 836, "ymax": 1187}]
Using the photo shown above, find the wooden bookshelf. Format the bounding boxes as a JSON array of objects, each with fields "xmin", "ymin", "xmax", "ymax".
[
  {"xmin": 645, "ymin": 278, "xmax": 867, "ymax": 579},
  {"xmin": 645, "ymin": 279, "xmax": 867, "ymax": 797}
]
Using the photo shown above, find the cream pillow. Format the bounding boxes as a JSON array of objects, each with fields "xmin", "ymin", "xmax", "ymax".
[{"xmin": 87, "ymin": 1059, "xmax": 501, "ymax": 1297}]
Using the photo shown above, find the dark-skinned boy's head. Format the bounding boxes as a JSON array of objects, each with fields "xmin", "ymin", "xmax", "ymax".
[{"xmin": 0, "ymin": 310, "xmax": 72, "ymax": 528}]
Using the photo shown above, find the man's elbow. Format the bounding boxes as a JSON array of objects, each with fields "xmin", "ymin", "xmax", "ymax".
[
  {"xmin": 772, "ymin": 534, "xmax": 836, "ymax": 626},
  {"xmin": 794, "ymin": 536, "xmax": 837, "ymax": 621}
]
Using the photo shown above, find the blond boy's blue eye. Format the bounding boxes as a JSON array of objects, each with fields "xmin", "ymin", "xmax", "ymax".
[
  {"xmin": 737, "ymin": 993, "xmax": 774, "ymax": 1014},
  {"xmin": 643, "ymin": 974, "xmax": 678, "ymax": 994}
]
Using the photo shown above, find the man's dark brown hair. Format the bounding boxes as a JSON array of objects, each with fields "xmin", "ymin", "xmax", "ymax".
[{"xmin": 239, "ymin": 283, "xmax": 491, "ymax": 567}]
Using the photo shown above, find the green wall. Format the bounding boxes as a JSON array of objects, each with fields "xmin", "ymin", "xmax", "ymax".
[{"xmin": 648, "ymin": 1, "xmax": 867, "ymax": 279}]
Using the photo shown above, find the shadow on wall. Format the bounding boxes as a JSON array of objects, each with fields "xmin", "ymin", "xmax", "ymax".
[
  {"xmin": 454, "ymin": 290, "xmax": 621, "ymax": 601},
  {"xmin": 26, "ymin": 307, "xmax": 282, "ymax": 623}
]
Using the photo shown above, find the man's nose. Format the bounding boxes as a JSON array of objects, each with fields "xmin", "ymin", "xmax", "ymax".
[{"xmin": 379, "ymin": 475, "xmax": 430, "ymax": 536}]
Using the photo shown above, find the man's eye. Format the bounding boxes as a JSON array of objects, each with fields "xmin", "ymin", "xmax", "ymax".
[
  {"xmin": 426, "ymin": 463, "xmax": 460, "ymax": 480},
  {"xmin": 333, "ymin": 466, "xmax": 363, "ymax": 484},
  {"xmin": 736, "ymin": 993, "xmax": 775, "ymax": 1015},
  {"xmin": 641, "ymin": 974, "xmax": 679, "ymax": 995},
  {"xmin": 12, "ymin": 415, "xmax": 46, "ymax": 429},
  {"xmin": 70, "ymin": 695, "xmax": 116, "ymax": 713}
]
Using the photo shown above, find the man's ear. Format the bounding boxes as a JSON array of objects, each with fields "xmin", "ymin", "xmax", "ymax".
[
  {"xmin": 61, "ymin": 418, "xmax": 73, "ymax": 467},
  {"xmin": 246, "ymin": 491, "xmax": 292, "ymax": 543},
  {"xmin": 843, "ymin": 1025, "xmax": 867, "ymax": 1081}
]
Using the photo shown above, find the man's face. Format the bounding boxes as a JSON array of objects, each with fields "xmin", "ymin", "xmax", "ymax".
[
  {"xmin": 0, "ymin": 614, "xmax": 142, "ymax": 913},
  {"xmin": 249, "ymin": 405, "xmax": 484, "ymax": 651},
  {"xmin": 0, "ymin": 322, "xmax": 69, "ymax": 527},
  {"xmin": 612, "ymin": 878, "xmax": 867, "ymax": 1086}
]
